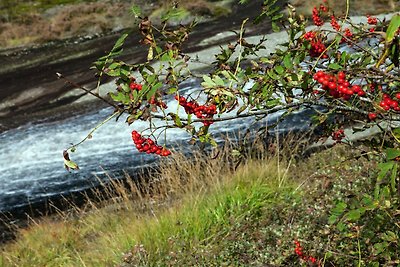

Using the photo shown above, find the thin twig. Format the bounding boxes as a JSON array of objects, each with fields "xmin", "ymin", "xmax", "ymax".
[{"xmin": 56, "ymin": 72, "xmax": 121, "ymax": 111}]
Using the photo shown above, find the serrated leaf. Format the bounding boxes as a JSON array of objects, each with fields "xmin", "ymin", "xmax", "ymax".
[
  {"xmin": 110, "ymin": 92, "xmax": 130, "ymax": 104},
  {"xmin": 221, "ymin": 70, "xmax": 238, "ymax": 81},
  {"xmin": 112, "ymin": 33, "xmax": 129, "ymax": 53},
  {"xmin": 130, "ymin": 5, "xmax": 142, "ymax": 18},
  {"xmin": 213, "ymin": 75, "xmax": 225, "ymax": 86},
  {"xmin": 202, "ymin": 75, "xmax": 216, "ymax": 88}
]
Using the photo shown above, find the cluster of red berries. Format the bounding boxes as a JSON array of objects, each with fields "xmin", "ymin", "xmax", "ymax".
[
  {"xmin": 294, "ymin": 240, "xmax": 319, "ymax": 266},
  {"xmin": 310, "ymin": 40, "xmax": 328, "ymax": 58},
  {"xmin": 131, "ymin": 130, "xmax": 171, "ymax": 156},
  {"xmin": 367, "ymin": 15, "xmax": 378, "ymax": 25},
  {"xmin": 129, "ymin": 81, "xmax": 143, "ymax": 91},
  {"xmin": 149, "ymin": 95, "xmax": 167, "ymax": 109},
  {"xmin": 175, "ymin": 96, "xmax": 217, "ymax": 126},
  {"xmin": 313, "ymin": 71, "xmax": 366, "ymax": 99},
  {"xmin": 379, "ymin": 93, "xmax": 400, "ymax": 112},
  {"xmin": 303, "ymin": 31, "xmax": 328, "ymax": 58},
  {"xmin": 304, "ymin": 31, "xmax": 316, "ymax": 41},
  {"xmin": 330, "ymin": 15, "xmax": 341, "ymax": 31},
  {"xmin": 341, "ymin": 28, "xmax": 353, "ymax": 43},
  {"xmin": 332, "ymin": 129, "xmax": 345, "ymax": 141},
  {"xmin": 312, "ymin": 6, "xmax": 324, "ymax": 26}
]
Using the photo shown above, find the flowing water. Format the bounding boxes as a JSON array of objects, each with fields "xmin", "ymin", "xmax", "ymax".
[{"xmin": 0, "ymin": 76, "xmax": 315, "ymax": 213}]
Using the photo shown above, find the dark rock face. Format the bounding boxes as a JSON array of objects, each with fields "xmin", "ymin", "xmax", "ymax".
[{"xmin": 0, "ymin": 1, "xmax": 271, "ymax": 132}]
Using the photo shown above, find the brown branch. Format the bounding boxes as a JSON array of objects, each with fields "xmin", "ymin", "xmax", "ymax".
[
  {"xmin": 56, "ymin": 72, "xmax": 121, "ymax": 111},
  {"xmin": 152, "ymin": 100, "xmax": 370, "ymax": 124}
]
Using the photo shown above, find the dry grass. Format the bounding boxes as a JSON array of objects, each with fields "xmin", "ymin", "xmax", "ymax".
[
  {"xmin": 0, "ymin": 134, "xmax": 381, "ymax": 266},
  {"xmin": 0, "ymin": 0, "xmax": 232, "ymax": 49},
  {"xmin": 0, "ymin": 136, "xmax": 298, "ymax": 266}
]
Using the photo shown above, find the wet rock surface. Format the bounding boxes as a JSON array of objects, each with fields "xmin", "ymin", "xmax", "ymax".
[{"xmin": 0, "ymin": 1, "xmax": 271, "ymax": 132}]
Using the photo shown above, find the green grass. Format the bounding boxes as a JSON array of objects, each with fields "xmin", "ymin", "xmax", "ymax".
[
  {"xmin": 3, "ymin": 144, "xmax": 399, "ymax": 266},
  {"xmin": 0, "ymin": 149, "xmax": 298, "ymax": 266}
]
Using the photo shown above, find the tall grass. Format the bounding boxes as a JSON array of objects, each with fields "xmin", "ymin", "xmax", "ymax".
[{"xmin": 0, "ymin": 139, "xmax": 299, "ymax": 266}]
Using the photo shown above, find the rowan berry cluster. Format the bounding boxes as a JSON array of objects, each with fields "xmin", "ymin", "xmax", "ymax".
[
  {"xmin": 342, "ymin": 28, "xmax": 353, "ymax": 43},
  {"xmin": 303, "ymin": 32, "xmax": 328, "ymax": 58},
  {"xmin": 129, "ymin": 80, "xmax": 143, "ymax": 91},
  {"xmin": 304, "ymin": 31, "xmax": 316, "ymax": 41},
  {"xmin": 312, "ymin": 6, "xmax": 324, "ymax": 26},
  {"xmin": 131, "ymin": 130, "xmax": 171, "ymax": 156},
  {"xmin": 332, "ymin": 129, "xmax": 345, "ymax": 141},
  {"xmin": 367, "ymin": 15, "xmax": 378, "ymax": 25},
  {"xmin": 313, "ymin": 71, "xmax": 366, "ymax": 99},
  {"xmin": 330, "ymin": 15, "xmax": 341, "ymax": 31},
  {"xmin": 379, "ymin": 93, "xmax": 400, "ymax": 112},
  {"xmin": 149, "ymin": 95, "xmax": 167, "ymax": 109},
  {"xmin": 175, "ymin": 96, "xmax": 217, "ymax": 126},
  {"xmin": 294, "ymin": 240, "xmax": 319, "ymax": 266}
]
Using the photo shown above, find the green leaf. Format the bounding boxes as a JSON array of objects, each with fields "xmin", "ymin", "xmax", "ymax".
[
  {"xmin": 112, "ymin": 33, "xmax": 129, "ymax": 53},
  {"xmin": 337, "ymin": 221, "xmax": 346, "ymax": 232},
  {"xmin": 377, "ymin": 162, "xmax": 395, "ymax": 181},
  {"xmin": 328, "ymin": 63, "xmax": 342, "ymax": 70},
  {"xmin": 386, "ymin": 148, "xmax": 400, "ymax": 160},
  {"xmin": 146, "ymin": 82, "xmax": 162, "ymax": 101},
  {"xmin": 202, "ymin": 75, "xmax": 216, "ymax": 88},
  {"xmin": 108, "ymin": 62, "xmax": 119, "ymax": 70},
  {"xmin": 391, "ymin": 163, "xmax": 398, "ymax": 192},
  {"xmin": 110, "ymin": 92, "xmax": 130, "ymax": 104},
  {"xmin": 64, "ymin": 159, "xmax": 79, "ymax": 171},
  {"xmin": 213, "ymin": 75, "xmax": 225, "ymax": 86},
  {"xmin": 130, "ymin": 5, "xmax": 142, "ymax": 18},
  {"xmin": 221, "ymin": 70, "xmax": 238, "ymax": 81},
  {"xmin": 331, "ymin": 201, "xmax": 347, "ymax": 215},
  {"xmin": 272, "ymin": 21, "xmax": 280, "ymax": 32},
  {"xmin": 328, "ymin": 215, "xmax": 338, "ymax": 224},
  {"xmin": 274, "ymin": 65, "xmax": 284, "ymax": 75},
  {"xmin": 267, "ymin": 69, "xmax": 279, "ymax": 80},
  {"xmin": 345, "ymin": 209, "xmax": 362, "ymax": 221},
  {"xmin": 373, "ymin": 241, "xmax": 389, "ymax": 255},
  {"xmin": 386, "ymin": 15, "xmax": 400, "ymax": 43},
  {"xmin": 283, "ymin": 54, "xmax": 293, "ymax": 69}
]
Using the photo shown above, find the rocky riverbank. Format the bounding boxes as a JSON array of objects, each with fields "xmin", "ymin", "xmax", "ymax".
[{"xmin": 0, "ymin": 1, "xmax": 270, "ymax": 132}]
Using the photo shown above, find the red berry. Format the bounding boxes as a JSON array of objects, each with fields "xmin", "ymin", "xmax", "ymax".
[
  {"xmin": 368, "ymin": 113, "xmax": 377, "ymax": 120},
  {"xmin": 328, "ymin": 82, "xmax": 336, "ymax": 90},
  {"xmin": 338, "ymin": 71, "xmax": 346, "ymax": 80}
]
